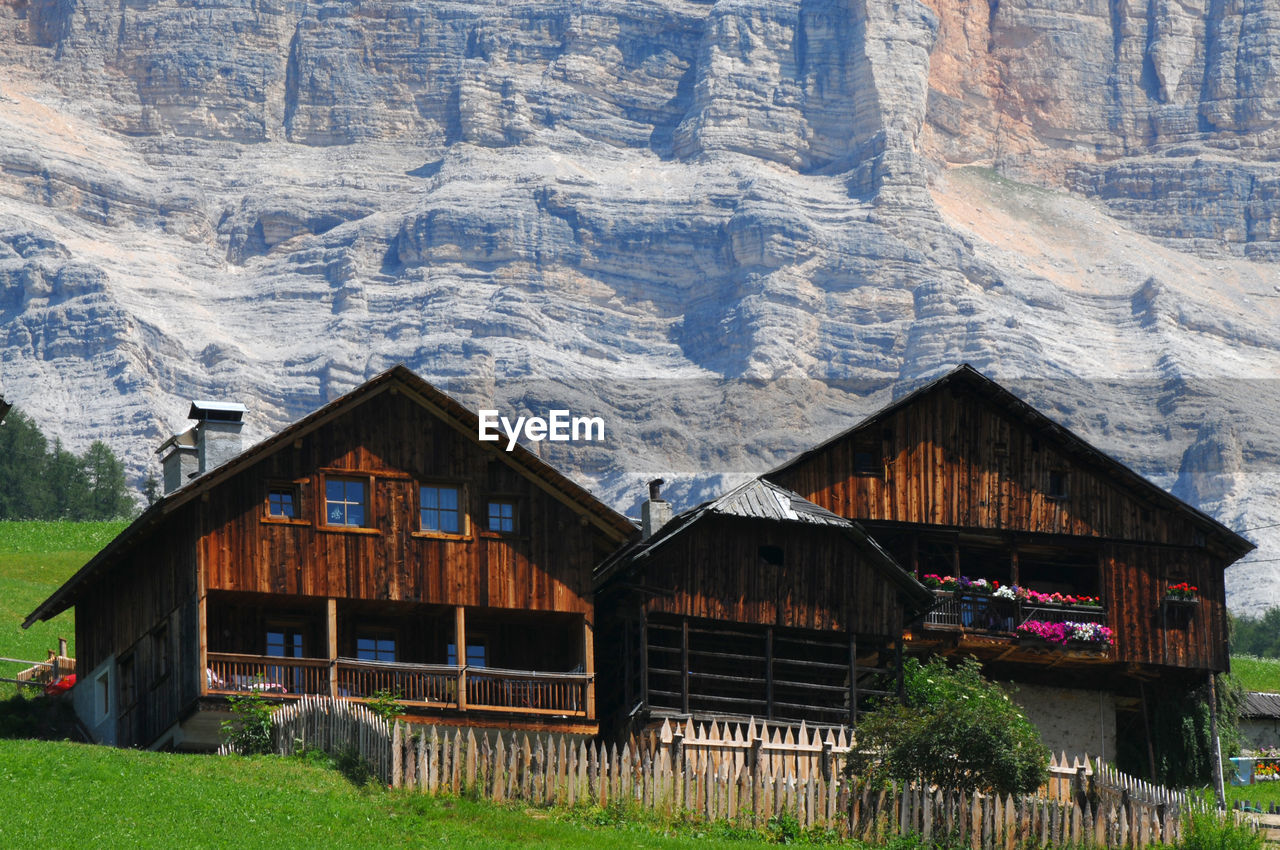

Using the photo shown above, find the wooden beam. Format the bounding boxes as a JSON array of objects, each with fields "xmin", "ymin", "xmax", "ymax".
[
  {"xmin": 583, "ymin": 615, "xmax": 595, "ymax": 720},
  {"xmin": 765, "ymin": 626, "xmax": 774, "ymax": 722},
  {"xmin": 848, "ymin": 633, "xmax": 857, "ymax": 727},
  {"xmin": 680, "ymin": 618, "xmax": 689, "ymax": 715},
  {"xmin": 640, "ymin": 617, "xmax": 649, "ymax": 712},
  {"xmin": 455, "ymin": 606, "xmax": 468, "ymax": 712},
  {"xmin": 327, "ymin": 598, "xmax": 338, "ymax": 699}
]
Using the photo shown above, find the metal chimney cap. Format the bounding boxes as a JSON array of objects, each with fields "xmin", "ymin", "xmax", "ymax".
[
  {"xmin": 188, "ymin": 400, "xmax": 246, "ymax": 422},
  {"xmin": 647, "ymin": 478, "xmax": 665, "ymax": 502}
]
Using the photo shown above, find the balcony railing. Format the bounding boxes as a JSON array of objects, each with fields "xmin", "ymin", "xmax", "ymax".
[
  {"xmin": 922, "ymin": 592, "xmax": 1108, "ymax": 635},
  {"xmin": 207, "ymin": 653, "xmax": 590, "ymax": 717},
  {"xmin": 467, "ymin": 667, "xmax": 590, "ymax": 716},
  {"xmin": 337, "ymin": 657, "xmax": 459, "ymax": 705},
  {"xmin": 207, "ymin": 652, "xmax": 329, "ymax": 695}
]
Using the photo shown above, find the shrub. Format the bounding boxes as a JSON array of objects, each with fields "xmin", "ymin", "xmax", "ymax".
[
  {"xmin": 847, "ymin": 657, "xmax": 1049, "ymax": 796},
  {"xmin": 220, "ymin": 690, "xmax": 273, "ymax": 754},
  {"xmin": 367, "ymin": 688, "xmax": 403, "ymax": 724},
  {"xmin": 1180, "ymin": 800, "xmax": 1265, "ymax": 850}
]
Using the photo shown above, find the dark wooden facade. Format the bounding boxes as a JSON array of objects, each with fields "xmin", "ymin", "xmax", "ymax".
[
  {"xmin": 596, "ymin": 481, "xmax": 933, "ymax": 732},
  {"xmin": 26, "ymin": 367, "xmax": 633, "ymax": 748},
  {"xmin": 766, "ymin": 365, "xmax": 1254, "ymax": 684}
]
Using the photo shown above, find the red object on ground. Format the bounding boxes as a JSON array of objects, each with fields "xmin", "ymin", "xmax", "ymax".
[{"xmin": 44, "ymin": 674, "xmax": 76, "ymax": 696}]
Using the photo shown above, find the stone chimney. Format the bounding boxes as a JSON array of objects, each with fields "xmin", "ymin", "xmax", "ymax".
[
  {"xmin": 641, "ymin": 478, "xmax": 672, "ymax": 540},
  {"xmin": 157, "ymin": 427, "xmax": 198, "ymax": 495},
  {"xmin": 156, "ymin": 400, "xmax": 246, "ymax": 495}
]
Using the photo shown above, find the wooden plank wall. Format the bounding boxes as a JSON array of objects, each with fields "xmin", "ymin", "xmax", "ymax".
[
  {"xmin": 634, "ymin": 516, "xmax": 902, "ymax": 635},
  {"xmin": 1104, "ymin": 544, "xmax": 1227, "ymax": 671},
  {"xmin": 199, "ymin": 390, "xmax": 609, "ymax": 614},
  {"xmin": 76, "ymin": 502, "xmax": 200, "ymax": 748},
  {"xmin": 770, "ymin": 388, "xmax": 1199, "ymax": 547}
]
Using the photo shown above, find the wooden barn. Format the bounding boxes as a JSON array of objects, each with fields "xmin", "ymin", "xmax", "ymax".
[
  {"xmin": 24, "ymin": 366, "xmax": 634, "ymax": 749},
  {"xmin": 594, "ymin": 478, "xmax": 935, "ymax": 736},
  {"xmin": 765, "ymin": 364, "xmax": 1255, "ymax": 764}
]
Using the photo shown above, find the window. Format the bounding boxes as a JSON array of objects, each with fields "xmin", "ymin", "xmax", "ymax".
[
  {"xmin": 759, "ymin": 545, "xmax": 784, "ymax": 567},
  {"xmin": 266, "ymin": 627, "xmax": 304, "ymax": 658},
  {"xmin": 96, "ymin": 671, "xmax": 111, "ymax": 722},
  {"xmin": 447, "ymin": 642, "xmax": 487, "ymax": 668},
  {"xmin": 420, "ymin": 485, "xmax": 462, "ymax": 534},
  {"xmin": 1047, "ymin": 470, "xmax": 1069, "ymax": 500},
  {"xmin": 356, "ymin": 633, "xmax": 397, "ymax": 663},
  {"xmin": 486, "ymin": 500, "xmax": 516, "ymax": 533},
  {"xmin": 267, "ymin": 486, "xmax": 298, "ymax": 519},
  {"xmin": 325, "ymin": 477, "xmax": 367, "ymax": 526}
]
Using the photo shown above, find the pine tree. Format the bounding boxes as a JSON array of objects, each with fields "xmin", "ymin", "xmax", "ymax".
[
  {"xmin": 82, "ymin": 440, "xmax": 132, "ymax": 520},
  {"xmin": 0, "ymin": 409, "xmax": 53, "ymax": 519}
]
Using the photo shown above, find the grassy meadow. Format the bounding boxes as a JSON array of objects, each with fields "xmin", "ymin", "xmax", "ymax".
[
  {"xmin": 1230, "ymin": 656, "xmax": 1280, "ymax": 695},
  {"xmin": 0, "ymin": 520, "xmax": 126, "ymax": 666},
  {"xmin": 0, "ymin": 739, "xmax": 808, "ymax": 849}
]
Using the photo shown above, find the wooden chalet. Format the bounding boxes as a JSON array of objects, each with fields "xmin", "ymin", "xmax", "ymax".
[
  {"xmin": 765, "ymin": 364, "xmax": 1255, "ymax": 762},
  {"xmin": 594, "ymin": 478, "xmax": 935, "ymax": 735},
  {"xmin": 24, "ymin": 366, "xmax": 634, "ymax": 749}
]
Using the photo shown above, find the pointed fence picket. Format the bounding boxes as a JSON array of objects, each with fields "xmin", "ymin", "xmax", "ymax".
[{"xmin": 230, "ymin": 698, "xmax": 1225, "ymax": 848}]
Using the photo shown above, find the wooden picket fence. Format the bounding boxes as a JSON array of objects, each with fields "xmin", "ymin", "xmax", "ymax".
[{"xmin": 238, "ymin": 697, "xmax": 1209, "ymax": 847}]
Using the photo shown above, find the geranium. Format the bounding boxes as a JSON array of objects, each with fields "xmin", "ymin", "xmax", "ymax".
[
  {"xmin": 1166, "ymin": 582, "xmax": 1199, "ymax": 601},
  {"xmin": 923, "ymin": 574, "xmax": 958, "ymax": 590},
  {"xmin": 1016, "ymin": 620, "xmax": 1114, "ymax": 646},
  {"xmin": 993, "ymin": 585, "xmax": 1017, "ymax": 600}
]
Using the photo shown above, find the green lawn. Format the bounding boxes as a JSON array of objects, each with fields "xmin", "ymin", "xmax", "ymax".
[
  {"xmin": 0, "ymin": 739, "xmax": 808, "ymax": 849},
  {"xmin": 0, "ymin": 520, "xmax": 125, "ymax": 664},
  {"xmin": 1232, "ymin": 656, "xmax": 1280, "ymax": 695}
]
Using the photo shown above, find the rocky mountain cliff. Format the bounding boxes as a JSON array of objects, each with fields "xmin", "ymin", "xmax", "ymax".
[{"xmin": 1, "ymin": 0, "xmax": 1278, "ymax": 611}]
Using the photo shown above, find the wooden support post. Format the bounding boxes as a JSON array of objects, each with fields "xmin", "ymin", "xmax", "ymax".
[
  {"xmin": 849, "ymin": 633, "xmax": 858, "ymax": 726},
  {"xmin": 327, "ymin": 598, "xmax": 338, "ymax": 699},
  {"xmin": 583, "ymin": 616, "xmax": 596, "ymax": 720},
  {"xmin": 197, "ymin": 594, "xmax": 208, "ymax": 696},
  {"xmin": 1140, "ymin": 682, "xmax": 1156, "ymax": 781},
  {"xmin": 623, "ymin": 616, "xmax": 633, "ymax": 710},
  {"xmin": 456, "ymin": 606, "xmax": 468, "ymax": 712},
  {"xmin": 681, "ymin": 618, "xmax": 690, "ymax": 716},
  {"xmin": 766, "ymin": 627, "xmax": 774, "ymax": 722},
  {"xmin": 1209, "ymin": 671, "xmax": 1225, "ymax": 810}
]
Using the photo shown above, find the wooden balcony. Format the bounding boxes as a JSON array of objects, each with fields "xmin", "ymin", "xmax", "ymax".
[
  {"xmin": 922, "ymin": 591, "xmax": 1108, "ymax": 635},
  {"xmin": 207, "ymin": 652, "xmax": 590, "ymax": 718}
]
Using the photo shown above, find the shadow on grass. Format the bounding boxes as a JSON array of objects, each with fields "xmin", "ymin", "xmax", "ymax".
[{"xmin": 0, "ymin": 691, "xmax": 81, "ymax": 741}]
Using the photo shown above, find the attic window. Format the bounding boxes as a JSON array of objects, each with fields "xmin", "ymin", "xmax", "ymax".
[
  {"xmin": 759, "ymin": 545, "xmax": 784, "ymax": 567},
  {"xmin": 325, "ymin": 477, "xmax": 368, "ymax": 527},
  {"xmin": 853, "ymin": 435, "xmax": 882, "ymax": 477},
  {"xmin": 267, "ymin": 486, "xmax": 298, "ymax": 519},
  {"xmin": 1047, "ymin": 470, "xmax": 1069, "ymax": 500}
]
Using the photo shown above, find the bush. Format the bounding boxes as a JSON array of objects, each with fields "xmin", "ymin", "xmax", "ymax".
[
  {"xmin": 367, "ymin": 688, "xmax": 403, "ymax": 724},
  {"xmin": 847, "ymin": 657, "xmax": 1048, "ymax": 796},
  {"xmin": 220, "ymin": 690, "xmax": 273, "ymax": 754},
  {"xmin": 1181, "ymin": 800, "xmax": 1265, "ymax": 850}
]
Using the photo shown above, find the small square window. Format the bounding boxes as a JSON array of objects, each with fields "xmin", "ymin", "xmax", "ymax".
[
  {"xmin": 1047, "ymin": 470, "xmax": 1069, "ymax": 500},
  {"xmin": 420, "ymin": 485, "xmax": 462, "ymax": 534},
  {"xmin": 356, "ymin": 634, "xmax": 397, "ymax": 663},
  {"xmin": 267, "ymin": 487, "xmax": 297, "ymax": 519},
  {"xmin": 487, "ymin": 500, "xmax": 516, "ymax": 533},
  {"xmin": 325, "ymin": 477, "xmax": 368, "ymax": 527}
]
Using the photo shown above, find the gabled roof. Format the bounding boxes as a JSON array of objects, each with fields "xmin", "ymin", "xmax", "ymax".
[
  {"xmin": 595, "ymin": 478, "xmax": 934, "ymax": 613},
  {"xmin": 1243, "ymin": 692, "xmax": 1280, "ymax": 718},
  {"xmin": 767, "ymin": 364, "xmax": 1255, "ymax": 558},
  {"xmin": 24, "ymin": 364, "xmax": 635, "ymax": 628}
]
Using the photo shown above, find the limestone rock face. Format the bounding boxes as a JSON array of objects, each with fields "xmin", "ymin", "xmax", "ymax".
[{"xmin": 1, "ymin": 0, "xmax": 1280, "ymax": 611}]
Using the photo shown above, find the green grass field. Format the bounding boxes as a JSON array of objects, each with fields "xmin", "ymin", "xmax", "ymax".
[
  {"xmin": 0, "ymin": 739, "xmax": 811, "ymax": 849},
  {"xmin": 0, "ymin": 520, "xmax": 126, "ymax": 666},
  {"xmin": 1231, "ymin": 656, "xmax": 1280, "ymax": 695}
]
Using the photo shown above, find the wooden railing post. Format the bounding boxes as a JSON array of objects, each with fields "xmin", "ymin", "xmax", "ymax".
[
  {"xmin": 327, "ymin": 598, "xmax": 338, "ymax": 699},
  {"xmin": 456, "ymin": 606, "xmax": 468, "ymax": 711}
]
